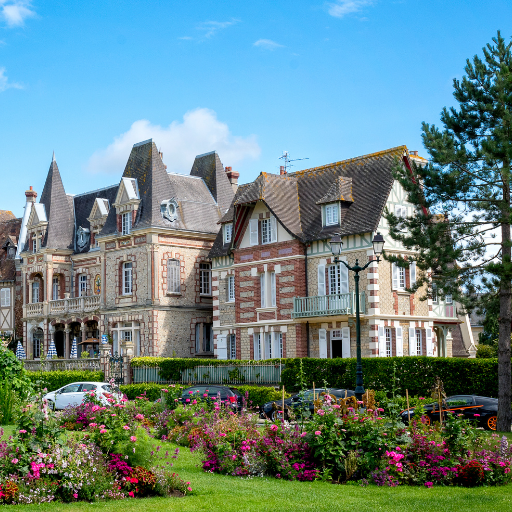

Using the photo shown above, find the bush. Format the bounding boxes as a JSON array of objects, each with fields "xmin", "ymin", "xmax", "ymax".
[
  {"xmin": 26, "ymin": 370, "xmax": 104, "ymax": 392},
  {"xmin": 120, "ymin": 383, "xmax": 184, "ymax": 401},
  {"xmin": 281, "ymin": 357, "xmax": 502, "ymax": 397},
  {"xmin": 476, "ymin": 345, "xmax": 497, "ymax": 358},
  {"xmin": 237, "ymin": 386, "xmax": 290, "ymax": 406}
]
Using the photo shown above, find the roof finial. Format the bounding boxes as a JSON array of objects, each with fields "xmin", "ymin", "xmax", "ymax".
[{"xmin": 52, "ymin": 151, "xmax": 55, "ymax": 163}]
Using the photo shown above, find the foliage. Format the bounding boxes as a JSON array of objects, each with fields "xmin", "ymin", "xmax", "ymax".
[
  {"xmin": 0, "ymin": 344, "xmax": 33, "ymax": 399},
  {"xmin": 26, "ymin": 370, "xmax": 104, "ymax": 392},
  {"xmin": 281, "ymin": 356, "xmax": 502, "ymax": 396},
  {"xmin": 120, "ymin": 383, "xmax": 179, "ymax": 401},
  {"xmin": 0, "ymin": 380, "xmax": 15, "ymax": 425},
  {"xmin": 476, "ymin": 345, "xmax": 498, "ymax": 358}
]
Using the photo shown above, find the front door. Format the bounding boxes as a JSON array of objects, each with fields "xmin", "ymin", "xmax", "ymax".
[
  {"xmin": 55, "ymin": 330, "xmax": 65, "ymax": 358},
  {"xmin": 331, "ymin": 331, "xmax": 343, "ymax": 358}
]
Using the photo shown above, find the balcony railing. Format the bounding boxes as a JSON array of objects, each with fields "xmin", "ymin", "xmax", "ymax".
[
  {"xmin": 24, "ymin": 358, "xmax": 100, "ymax": 372},
  {"xmin": 26, "ymin": 296, "xmax": 101, "ymax": 318},
  {"xmin": 292, "ymin": 292, "xmax": 366, "ymax": 319}
]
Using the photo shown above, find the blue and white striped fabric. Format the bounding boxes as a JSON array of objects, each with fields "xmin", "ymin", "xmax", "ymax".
[
  {"xmin": 47, "ymin": 340, "xmax": 58, "ymax": 359},
  {"xmin": 15, "ymin": 341, "xmax": 26, "ymax": 360},
  {"xmin": 70, "ymin": 337, "xmax": 78, "ymax": 359}
]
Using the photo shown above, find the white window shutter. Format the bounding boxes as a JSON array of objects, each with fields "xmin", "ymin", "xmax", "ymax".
[
  {"xmin": 341, "ymin": 327, "xmax": 351, "ymax": 358},
  {"xmin": 271, "ymin": 332, "xmax": 279, "ymax": 360},
  {"xmin": 271, "ymin": 272, "xmax": 276, "ymax": 307},
  {"xmin": 318, "ymin": 264, "xmax": 326, "ymax": 296},
  {"xmin": 378, "ymin": 326, "xmax": 386, "ymax": 357},
  {"xmin": 216, "ymin": 335, "xmax": 227, "ymax": 360},
  {"xmin": 260, "ymin": 273, "xmax": 266, "ymax": 308},
  {"xmin": 392, "ymin": 263, "xmax": 398, "ymax": 290},
  {"xmin": 249, "ymin": 219, "xmax": 258, "ymax": 245},
  {"xmin": 409, "ymin": 327, "xmax": 417, "ymax": 356},
  {"xmin": 396, "ymin": 327, "xmax": 403, "ymax": 356},
  {"xmin": 339, "ymin": 261, "xmax": 349, "ymax": 294},
  {"xmin": 426, "ymin": 327, "xmax": 433, "ymax": 357},
  {"xmin": 319, "ymin": 329, "xmax": 327, "ymax": 358},
  {"xmin": 410, "ymin": 261, "xmax": 416, "ymax": 287},
  {"xmin": 6, "ymin": 289, "xmax": 10, "ymax": 307},
  {"xmin": 270, "ymin": 216, "xmax": 277, "ymax": 243}
]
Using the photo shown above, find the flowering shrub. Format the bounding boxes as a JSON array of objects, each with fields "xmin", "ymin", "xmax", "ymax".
[{"xmin": 458, "ymin": 460, "xmax": 485, "ymax": 487}]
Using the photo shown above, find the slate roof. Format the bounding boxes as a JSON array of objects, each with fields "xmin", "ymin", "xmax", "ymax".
[
  {"xmin": 73, "ymin": 185, "xmax": 118, "ymax": 254},
  {"xmin": 0, "ymin": 217, "xmax": 21, "ymax": 282},
  {"xmin": 190, "ymin": 151, "xmax": 234, "ymax": 214},
  {"xmin": 39, "ymin": 157, "xmax": 75, "ymax": 250},
  {"xmin": 210, "ymin": 146, "xmax": 408, "ymax": 258},
  {"xmin": 0, "ymin": 211, "xmax": 15, "ymax": 223}
]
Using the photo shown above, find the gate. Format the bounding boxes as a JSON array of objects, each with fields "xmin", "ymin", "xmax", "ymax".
[{"xmin": 109, "ymin": 352, "xmax": 124, "ymax": 386}]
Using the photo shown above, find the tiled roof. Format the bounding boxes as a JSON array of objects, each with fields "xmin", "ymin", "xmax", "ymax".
[
  {"xmin": 39, "ymin": 158, "xmax": 74, "ymax": 250},
  {"xmin": 210, "ymin": 146, "xmax": 408, "ymax": 258},
  {"xmin": 0, "ymin": 217, "xmax": 21, "ymax": 282},
  {"xmin": 0, "ymin": 211, "xmax": 15, "ymax": 222}
]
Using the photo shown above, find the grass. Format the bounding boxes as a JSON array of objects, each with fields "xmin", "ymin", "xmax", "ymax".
[{"xmin": 2, "ymin": 426, "xmax": 512, "ymax": 512}]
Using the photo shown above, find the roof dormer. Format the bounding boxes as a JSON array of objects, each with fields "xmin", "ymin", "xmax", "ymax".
[{"xmin": 113, "ymin": 178, "xmax": 140, "ymax": 236}]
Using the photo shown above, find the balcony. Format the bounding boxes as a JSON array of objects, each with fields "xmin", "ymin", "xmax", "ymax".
[
  {"xmin": 25, "ymin": 296, "xmax": 101, "ymax": 318},
  {"xmin": 292, "ymin": 292, "xmax": 366, "ymax": 320}
]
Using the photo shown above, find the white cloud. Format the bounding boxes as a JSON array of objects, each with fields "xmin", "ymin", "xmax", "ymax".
[
  {"xmin": 327, "ymin": 0, "xmax": 374, "ymax": 18},
  {"xmin": 197, "ymin": 18, "xmax": 240, "ymax": 38},
  {"xmin": 87, "ymin": 108, "xmax": 261, "ymax": 175},
  {"xmin": 0, "ymin": 0, "xmax": 35, "ymax": 27},
  {"xmin": 0, "ymin": 67, "xmax": 23, "ymax": 92},
  {"xmin": 253, "ymin": 39, "xmax": 284, "ymax": 50}
]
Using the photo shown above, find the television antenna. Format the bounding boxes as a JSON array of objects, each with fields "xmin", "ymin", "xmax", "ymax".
[{"xmin": 279, "ymin": 151, "xmax": 309, "ymax": 173}]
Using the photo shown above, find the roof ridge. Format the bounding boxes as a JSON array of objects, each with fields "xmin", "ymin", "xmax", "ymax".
[
  {"xmin": 73, "ymin": 184, "xmax": 118, "ymax": 198},
  {"xmin": 290, "ymin": 145, "xmax": 408, "ymax": 175}
]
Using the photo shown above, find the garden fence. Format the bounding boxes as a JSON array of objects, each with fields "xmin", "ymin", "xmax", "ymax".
[{"xmin": 132, "ymin": 363, "xmax": 283, "ymax": 386}]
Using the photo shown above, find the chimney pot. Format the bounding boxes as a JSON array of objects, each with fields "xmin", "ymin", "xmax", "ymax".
[
  {"xmin": 410, "ymin": 150, "xmax": 418, "ymax": 156},
  {"xmin": 225, "ymin": 166, "xmax": 239, "ymax": 193},
  {"xmin": 25, "ymin": 187, "xmax": 37, "ymax": 202},
  {"xmin": 280, "ymin": 166, "xmax": 286, "ymax": 175}
]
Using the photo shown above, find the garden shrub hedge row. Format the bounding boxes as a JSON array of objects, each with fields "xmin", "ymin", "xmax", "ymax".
[
  {"xmin": 119, "ymin": 382, "xmax": 288, "ymax": 405},
  {"xmin": 27, "ymin": 370, "xmax": 104, "ymax": 392},
  {"xmin": 281, "ymin": 356, "xmax": 500, "ymax": 397}
]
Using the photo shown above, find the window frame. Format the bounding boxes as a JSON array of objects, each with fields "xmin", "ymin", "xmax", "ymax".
[
  {"xmin": 199, "ymin": 263, "xmax": 212, "ymax": 296},
  {"xmin": 78, "ymin": 274, "xmax": 87, "ymax": 297},
  {"xmin": 224, "ymin": 223, "xmax": 233, "ymax": 244},
  {"xmin": 227, "ymin": 275, "xmax": 235, "ymax": 302},
  {"xmin": 0, "ymin": 288, "xmax": 10, "ymax": 307},
  {"xmin": 167, "ymin": 259, "xmax": 181, "ymax": 294},
  {"xmin": 228, "ymin": 333, "xmax": 236, "ymax": 360},
  {"xmin": 32, "ymin": 281, "xmax": 40, "ymax": 303},
  {"xmin": 52, "ymin": 276, "xmax": 59, "ymax": 301},
  {"xmin": 385, "ymin": 327, "xmax": 392, "ymax": 357},
  {"xmin": 123, "ymin": 261, "xmax": 133, "ymax": 295},
  {"xmin": 415, "ymin": 328, "xmax": 422, "ymax": 356},
  {"xmin": 121, "ymin": 212, "xmax": 132, "ymax": 235},
  {"xmin": 324, "ymin": 203, "xmax": 339, "ymax": 226},
  {"xmin": 32, "ymin": 237, "xmax": 37, "ymax": 253}
]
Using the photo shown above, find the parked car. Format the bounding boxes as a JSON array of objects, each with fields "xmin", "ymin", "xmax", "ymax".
[
  {"xmin": 178, "ymin": 385, "xmax": 243, "ymax": 409},
  {"xmin": 260, "ymin": 388, "xmax": 356, "ymax": 421},
  {"xmin": 43, "ymin": 382, "xmax": 121, "ymax": 410},
  {"xmin": 400, "ymin": 395, "xmax": 499, "ymax": 430}
]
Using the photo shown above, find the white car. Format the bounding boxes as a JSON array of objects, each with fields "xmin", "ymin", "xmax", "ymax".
[{"xmin": 43, "ymin": 381, "xmax": 122, "ymax": 410}]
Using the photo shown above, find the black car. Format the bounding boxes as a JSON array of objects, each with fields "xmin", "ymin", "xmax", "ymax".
[
  {"xmin": 179, "ymin": 385, "xmax": 243, "ymax": 409},
  {"xmin": 400, "ymin": 395, "xmax": 499, "ymax": 430},
  {"xmin": 260, "ymin": 388, "xmax": 355, "ymax": 421}
]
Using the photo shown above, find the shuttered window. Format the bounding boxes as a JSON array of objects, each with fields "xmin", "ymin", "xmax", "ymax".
[
  {"xmin": 167, "ymin": 259, "xmax": 181, "ymax": 293},
  {"xmin": 0, "ymin": 288, "xmax": 10, "ymax": 307}
]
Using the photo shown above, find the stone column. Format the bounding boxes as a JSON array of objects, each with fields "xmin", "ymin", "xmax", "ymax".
[
  {"xmin": 28, "ymin": 280, "xmax": 33, "ymax": 304},
  {"xmin": 81, "ymin": 322, "xmax": 87, "ymax": 344},
  {"xmin": 446, "ymin": 328, "xmax": 453, "ymax": 358},
  {"xmin": 100, "ymin": 343, "xmax": 112, "ymax": 381},
  {"xmin": 65, "ymin": 328, "xmax": 70, "ymax": 358},
  {"xmin": 120, "ymin": 338, "xmax": 134, "ymax": 385}
]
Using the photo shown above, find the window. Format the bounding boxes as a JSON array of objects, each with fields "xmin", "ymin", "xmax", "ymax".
[
  {"xmin": 227, "ymin": 275, "xmax": 235, "ymax": 302},
  {"xmin": 52, "ymin": 276, "xmax": 59, "ymax": 301},
  {"xmin": 79, "ymin": 274, "xmax": 87, "ymax": 297},
  {"xmin": 123, "ymin": 330, "xmax": 132, "ymax": 343},
  {"xmin": 253, "ymin": 333, "xmax": 262, "ymax": 360},
  {"xmin": 167, "ymin": 259, "xmax": 181, "ymax": 293},
  {"xmin": 325, "ymin": 204, "xmax": 339, "ymax": 226},
  {"xmin": 260, "ymin": 272, "xmax": 276, "ymax": 308},
  {"xmin": 394, "ymin": 205, "xmax": 407, "ymax": 230},
  {"xmin": 392, "ymin": 263, "xmax": 407, "ymax": 291},
  {"xmin": 121, "ymin": 212, "xmax": 131, "ymax": 235},
  {"xmin": 0, "ymin": 288, "xmax": 10, "ymax": 307},
  {"xmin": 7, "ymin": 246, "xmax": 15, "ymax": 259},
  {"xmin": 228, "ymin": 334, "xmax": 236, "ymax": 359},
  {"xmin": 432, "ymin": 283, "xmax": 438, "ymax": 303},
  {"xmin": 415, "ymin": 328, "xmax": 422, "ymax": 356},
  {"xmin": 263, "ymin": 332, "xmax": 283, "ymax": 359},
  {"xmin": 224, "ymin": 223, "xmax": 233, "ymax": 244},
  {"xmin": 32, "ymin": 328, "xmax": 43, "ymax": 358},
  {"xmin": 32, "ymin": 281, "xmax": 39, "ymax": 303},
  {"xmin": 328, "ymin": 263, "xmax": 349, "ymax": 295},
  {"xmin": 199, "ymin": 263, "xmax": 211, "ymax": 296},
  {"xmin": 195, "ymin": 323, "xmax": 213, "ymax": 353},
  {"xmin": 385, "ymin": 327, "xmax": 392, "ymax": 357},
  {"xmin": 123, "ymin": 262, "xmax": 133, "ymax": 295},
  {"xmin": 445, "ymin": 293, "xmax": 453, "ymax": 304},
  {"xmin": 32, "ymin": 237, "xmax": 36, "ymax": 253}
]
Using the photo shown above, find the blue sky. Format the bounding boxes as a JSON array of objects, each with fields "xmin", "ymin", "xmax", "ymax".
[{"xmin": 0, "ymin": 0, "xmax": 511, "ymax": 216}]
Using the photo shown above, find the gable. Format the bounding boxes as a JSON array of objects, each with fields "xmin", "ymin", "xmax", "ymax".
[
  {"xmin": 27, "ymin": 203, "xmax": 47, "ymax": 229},
  {"xmin": 89, "ymin": 198, "xmax": 110, "ymax": 221},
  {"xmin": 114, "ymin": 177, "xmax": 139, "ymax": 206}
]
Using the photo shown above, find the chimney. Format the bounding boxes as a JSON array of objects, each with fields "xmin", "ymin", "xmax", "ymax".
[
  {"xmin": 280, "ymin": 166, "xmax": 286, "ymax": 175},
  {"xmin": 25, "ymin": 186, "xmax": 37, "ymax": 203},
  {"xmin": 225, "ymin": 166, "xmax": 239, "ymax": 193},
  {"xmin": 409, "ymin": 150, "xmax": 418, "ymax": 156}
]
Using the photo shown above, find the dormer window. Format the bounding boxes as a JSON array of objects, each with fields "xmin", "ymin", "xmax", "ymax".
[
  {"xmin": 161, "ymin": 199, "xmax": 178, "ymax": 222},
  {"xmin": 76, "ymin": 226, "xmax": 90, "ymax": 250},
  {"xmin": 32, "ymin": 237, "xmax": 37, "ymax": 253},
  {"xmin": 249, "ymin": 216, "xmax": 277, "ymax": 246},
  {"xmin": 224, "ymin": 223, "xmax": 233, "ymax": 244},
  {"xmin": 324, "ymin": 203, "xmax": 339, "ymax": 226},
  {"xmin": 121, "ymin": 212, "xmax": 131, "ymax": 235},
  {"xmin": 6, "ymin": 245, "xmax": 15, "ymax": 259}
]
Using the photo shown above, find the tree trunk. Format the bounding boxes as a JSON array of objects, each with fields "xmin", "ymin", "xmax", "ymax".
[{"xmin": 498, "ymin": 189, "xmax": 512, "ymax": 432}]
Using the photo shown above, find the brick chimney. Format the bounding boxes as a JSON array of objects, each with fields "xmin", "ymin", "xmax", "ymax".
[
  {"xmin": 225, "ymin": 166, "xmax": 239, "ymax": 193},
  {"xmin": 25, "ymin": 186, "xmax": 37, "ymax": 203},
  {"xmin": 409, "ymin": 150, "xmax": 418, "ymax": 156},
  {"xmin": 280, "ymin": 166, "xmax": 286, "ymax": 175}
]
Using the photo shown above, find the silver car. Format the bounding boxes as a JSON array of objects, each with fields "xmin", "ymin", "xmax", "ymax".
[{"xmin": 43, "ymin": 381, "xmax": 122, "ymax": 410}]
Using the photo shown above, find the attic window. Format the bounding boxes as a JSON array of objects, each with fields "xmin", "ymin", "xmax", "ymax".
[
  {"xmin": 77, "ymin": 226, "xmax": 90, "ymax": 250},
  {"xmin": 224, "ymin": 223, "xmax": 233, "ymax": 244},
  {"xmin": 7, "ymin": 246, "xmax": 15, "ymax": 259},
  {"xmin": 324, "ymin": 203, "xmax": 339, "ymax": 226},
  {"xmin": 161, "ymin": 199, "xmax": 178, "ymax": 222}
]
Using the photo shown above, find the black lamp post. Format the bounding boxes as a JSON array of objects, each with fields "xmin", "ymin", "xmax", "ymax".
[{"xmin": 329, "ymin": 232, "xmax": 385, "ymax": 400}]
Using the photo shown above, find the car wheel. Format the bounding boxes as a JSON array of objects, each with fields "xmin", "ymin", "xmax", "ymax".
[
  {"xmin": 271, "ymin": 410, "xmax": 285, "ymax": 421},
  {"xmin": 422, "ymin": 415, "xmax": 431, "ymax": 426},
  {"xmin": 486, "ymin": 415, "xmax": 497, "ymax": 431},
  {"xmin": 47, "ymin": 400, "xmax": 55, "ymax": 411}
]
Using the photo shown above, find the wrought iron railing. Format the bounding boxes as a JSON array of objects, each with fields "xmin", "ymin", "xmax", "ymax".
[
  {"xmin": 292, "ymin": 292, "xmax": 366, "ymax": 319},
  {"xmin": 133, "ymin": 364, "xmax": 283, "ymax": 385}
]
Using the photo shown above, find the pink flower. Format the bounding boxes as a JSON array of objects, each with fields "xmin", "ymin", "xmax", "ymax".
[
  {"xmin": 187, "ymin": 486, "xmax": 192, "ymax": 492},
  {"xmin": 11, "ymin": 458, "xmax": 18, "ymax": 464},
  {"xmin": 315, "ymin": 431, "xmax": 322, "ymax": 436},
  {"xmin": 270, "ymin": 424, "xmax": 278, "ymax": 431},
  {"xmin": 135, "ymin": 414, "xmax": 144, "ymax": 420},
  {"xmin": 219, "ymin": 433, "xmax": 226, "ymax": 437},
  {"xmin": 130, "ymin": 436, "xmax": 137, "ymax": 442},
  {"xmin": 111, "ymin": 414, "xmax": 117, "ymax": 417},
  {"xmin": 128, "ymin": 491, "xmax": 135, "ymax": 497},
  {"xmin": 100, "ymin": 429, "xmax": 108, "ymax": 433},
  {"xmin": 474, "ymin": 414, "xmax": 480, "ymax": 417},
  {"xmin": 333, "ymin": 404, "xmax": 340, "ymax": 409},
  {"xmin": 163, "ymin": 389, "xmax": 169, "ymax": 393},
  {"xmin": 123, "ymin": 425, "xmax": 130, "ymax": 430},
  {"xmin": 73, "ymin": 493, "xmax": 78, "ymax": 499},
  {"xmin": 192, "ymin": 400, "xmax": 197, "ymax": 405},
  {"xmin": 377, "ymin": 408, "xmax": 384, "ymax": 412},
  {"xmin": 301, "ymin": 432, "xmax": 307, "ymax": 437},
  {"xmin": 317, "ymin": 409, "xmax": 325, "ymax": 416},
  {"xmin": 186, "ymin": 399, "xmax": 190, "ymax": 403},
  {"xmin": 424, "ymin": 482, "xmax": 433, "ymax": 488},
  {"xmin": 89, "ymin": 423, "xmax": 97, "ymax": 428},
  {"xmin": 357, "ymin": 401, "xmax": 364, "ymax": 405},
  {"xmin": 99, "ymin": 425, "xmax": 106, "ymax": 428},
  {"xmin": 19, "ymin": 429, "xmax": 27, "ymax": 434},
  {"xmin": 189, "ymin": 391, "xmax": 193, "ymax": 395}
]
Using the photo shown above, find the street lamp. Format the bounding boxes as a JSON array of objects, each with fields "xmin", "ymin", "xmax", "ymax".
[{"xmin": 329, "ymin": 232, "xmax": 385, "ymax": 400}]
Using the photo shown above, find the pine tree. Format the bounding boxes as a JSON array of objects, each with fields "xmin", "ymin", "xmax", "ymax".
[{"xmin": 386, "ymin": 31, "xmax": 512, "ymax": 432}]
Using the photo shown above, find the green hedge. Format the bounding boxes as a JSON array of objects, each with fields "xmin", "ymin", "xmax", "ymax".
[
  {"xmin": 236, "ymin": 386, "xmax": 290, "ymax": 406},
  {"xmin": 281, "ymin": 357, "xmax": 500, "ymax": 397},
  {"xmin": 120, "ymin": 383, "xmax": 182, "ymax": 401},
  {"xmin": 130, "ymin": 357, "xmax": 287, "ymax": 381},
  {"xmin": 27, "ymin": 370, "xmax": 104, "ymax": 392}
]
